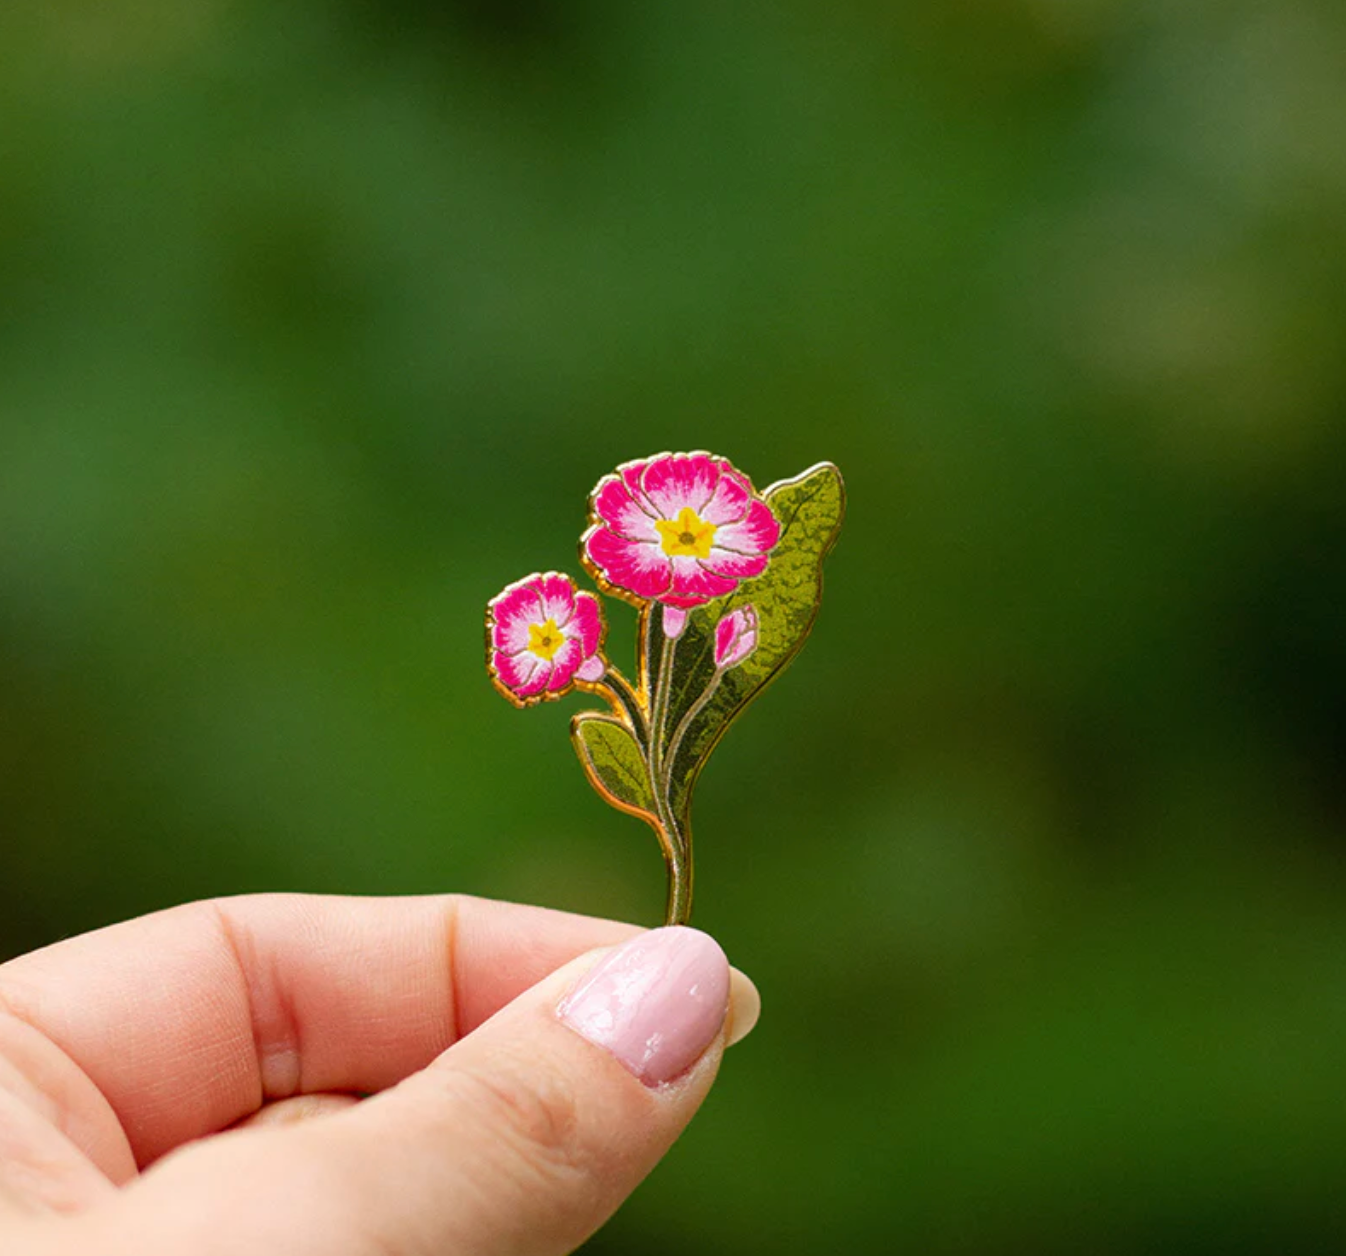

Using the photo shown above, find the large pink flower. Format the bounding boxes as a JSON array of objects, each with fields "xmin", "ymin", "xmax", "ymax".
[
  {"xmin": 582, "ymin": 452, "xmax": 781, "ymax": 636},
  {"xmin": 487, "ymin": 572, "xmax": 606, "ymax": 704}
]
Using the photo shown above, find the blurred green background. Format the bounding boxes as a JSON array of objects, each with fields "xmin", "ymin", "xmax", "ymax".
[{"xmin": 3, "ymin": 0, "xmax": 1346, "ymax": 1251}]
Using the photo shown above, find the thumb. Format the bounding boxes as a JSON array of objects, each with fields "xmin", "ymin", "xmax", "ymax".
[{"xmin": 103, "ymin": 927, "xmax": 759, "ymax": 1256}]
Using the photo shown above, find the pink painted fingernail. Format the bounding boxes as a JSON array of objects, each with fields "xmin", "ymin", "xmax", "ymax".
[{"xmin": 558, "ymin": 927, "xmax": 730, "ymax": 1086}]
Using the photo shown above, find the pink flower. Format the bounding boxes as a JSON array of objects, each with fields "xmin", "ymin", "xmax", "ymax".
[
  {"xmin": 714, "ymin": 604, "xmax": 759, "ymax": 670},
  {"xmin": 487, "ymin": 572, "xmax": 606, "ymax": 704},
  {"xmin": 582, "ymin": 452, "xmax": 781, "ymax": 638}
]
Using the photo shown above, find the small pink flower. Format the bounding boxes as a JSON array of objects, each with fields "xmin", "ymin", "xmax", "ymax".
[
  {"xmin": 487, "ymin": 572, "xmax": 606, "ymax": 704},
  {"xmin": 582, "ymin": 452, "xmax": 781, "ymax": 638},
  {"xmin": 714, "ymin": 604, "xmax": 759, "ymax": 670}
]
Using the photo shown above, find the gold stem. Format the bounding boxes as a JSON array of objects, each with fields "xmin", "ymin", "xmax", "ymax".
[{"xmin": 646, "ymin": 629, "xmax": 692, "ymax": 924}]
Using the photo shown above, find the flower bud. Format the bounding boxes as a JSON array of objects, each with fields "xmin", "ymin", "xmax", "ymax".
[{"xmin": 714, "ymin": 604, "xmax": 759, "ymax": 671}]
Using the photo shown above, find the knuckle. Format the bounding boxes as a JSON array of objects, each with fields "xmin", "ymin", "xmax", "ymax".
[{"xmin": 447, "ymin": 1056, "xmax": 588, "ymax": 1182}]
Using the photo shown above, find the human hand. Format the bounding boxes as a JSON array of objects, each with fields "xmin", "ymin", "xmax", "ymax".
[{"xmin": 0, "ymin": 894, "xmax": 759, "ymax": 1254}]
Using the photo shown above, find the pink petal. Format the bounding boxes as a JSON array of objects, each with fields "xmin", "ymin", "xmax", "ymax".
[
  {"xmin": 662, "ymin": 605, "xmax": 688, "ymax": 638},
  {"xmin": 489, "ymin": 580, "xmax": 545, "ymax": 653},
  {"xmin": 568, "ymin": 589, "xmax": 604, "ymax": 658},
  {"xmin": 593, "ymin": 476, "xmax": 660, "ymax": 542},
  {"xmin": 546, "ymin": 638, "xmax": 581, "ymax": 690},
  {"xmin": 662, "ymin": 592, "xmax": 709, "ymax": 609},
  {"xmin": 701, "ymin": 547, "xmax": 769, "ymax": 581},
  {"xmin": 712, "ymin": 498, "xmax": 780, "ymax": 557},
  {"xmin": 619, "ymin": 460, "xmax": 653, "ymax": 511},
  {"xmin": 494, "ymin": 648, "xmax": 547, "ymax": 697},
  {"xmin": 536, "ymin": 572, "xmax": 577, "ymax": 627},
  {"xmin": 668, "ymin": 555, "xmax": 737, "ymax": 605},
  {"xmin": 640, "ymin": 453, "xmax": 718, "ymax": 519},
  {"xmin": 575, "ymin": 654, "xmax": 606, "ymax": 682},
  {"xmin": 585, "ymin": 526, "xmax": 673, "ymax": 600},
  {"xmin": 613, "ymin": 459, "xmax": 663, "ymax": 522},
  {"xmin": 700, "ymin": 464, "xmax": 752, "ymax": 525},
  {"xmin": 714, "ymin": 613, "xmax": 736, "ymax": 661}
]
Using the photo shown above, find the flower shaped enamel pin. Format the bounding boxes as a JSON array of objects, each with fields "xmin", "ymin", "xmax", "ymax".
[{"xmin": 486, "ymin": 452, "xmax": 844, "ymax": 924}]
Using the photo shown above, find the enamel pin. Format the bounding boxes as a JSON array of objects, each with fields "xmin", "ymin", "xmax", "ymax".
[{"xmin": 485, "ymin": 452, "xmax": 845, "ymax": 925}]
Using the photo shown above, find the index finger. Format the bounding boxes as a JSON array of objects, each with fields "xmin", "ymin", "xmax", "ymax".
[{"xmin": 0, "ymin": 894, "xmax": 638, "ymax": 1176}]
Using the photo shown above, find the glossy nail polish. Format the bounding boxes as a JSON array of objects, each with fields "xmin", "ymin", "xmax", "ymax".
[{"xmin": 558, "ymin": 927, "xmax": 730, "ymax": 1086}]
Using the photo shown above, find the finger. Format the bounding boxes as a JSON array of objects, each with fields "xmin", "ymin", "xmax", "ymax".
[
  {"xmin": 725, "ymin": 968, "xmax": 762, "ymax": 1046},
  {"xmin": 232, "ymin": 1093, "xmax": 361, "ymax": 1130},
  {"xmin": 0, "ymin": 1081, "xmax": 115, "ymax": 1217},
  {"xmin": 0, "ymin": 1010, "xmax": 123, "ymax": 1211},
  {"xmin": 0, "ymin": 894, "xmax": 637, "ymax": 1175},
  {"xmin": 98, "ymin": 928, "xmax": 757, "ymax": 1256}
]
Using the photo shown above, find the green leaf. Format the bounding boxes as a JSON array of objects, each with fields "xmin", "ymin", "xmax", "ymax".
[
  {"xmin": 571, "ymin": 711, "xmax": 658, "ymax": 824},
  {"xmin": 662, "ymin": 461, "xmax": 846, "ymax": 828}
]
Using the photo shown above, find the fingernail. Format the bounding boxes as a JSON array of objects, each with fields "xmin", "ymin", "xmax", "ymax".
[
  {"xmin": 726, "ymin": 967, "xmax": 761, "ymax": 1047},
  {"xmin": 558, "ymin": 927, "xmax": 730, "ymax": 1086}
]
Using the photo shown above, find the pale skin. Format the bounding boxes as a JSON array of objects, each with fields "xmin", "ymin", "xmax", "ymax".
[{"xmin": 0, "ymin": 894, "xmax": 759, "ymax": 1255}]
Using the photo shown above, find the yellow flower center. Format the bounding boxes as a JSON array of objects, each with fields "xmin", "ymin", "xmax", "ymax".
[
  {"xmin": 527, "ymin": 618, "xmax": 565, "ymax": 661},
  {"xmin": 655, "ymin": 506, "xmax": 716, "ymax": 559}
]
